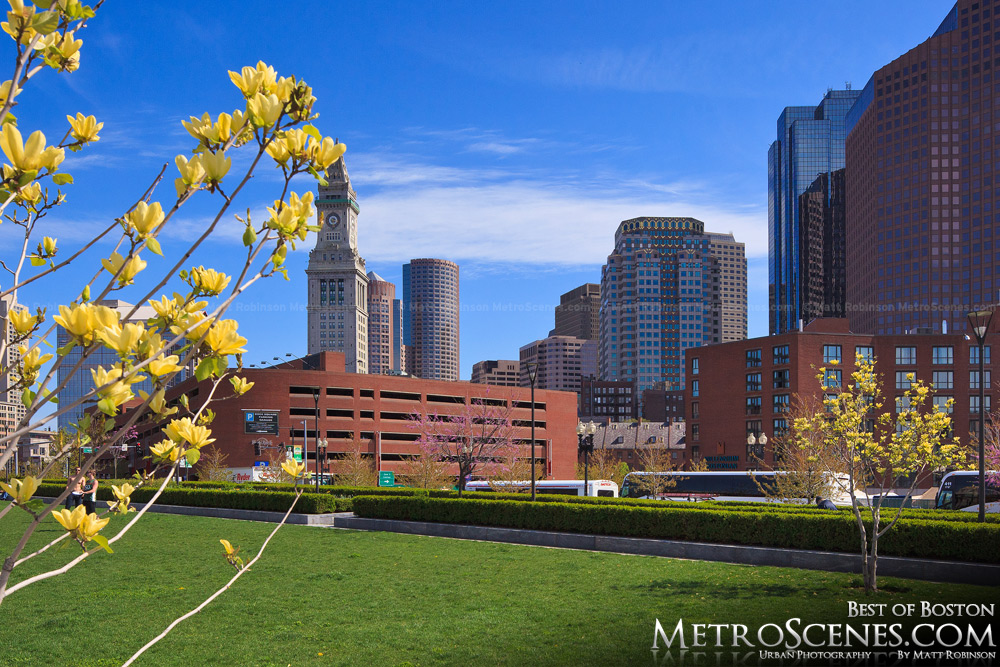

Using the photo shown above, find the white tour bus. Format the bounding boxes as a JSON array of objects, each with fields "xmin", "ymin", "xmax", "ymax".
[
  {"xmin": 934, "ymin": 470, "xmax": 1000, "ymax": 512},
  {"xmin": 464, "ymin": 479, "xmax": 619, "ymax": 497},
  {"xmin": 620, "ymin": 471, "xmax": 852, "ymax": 505}
]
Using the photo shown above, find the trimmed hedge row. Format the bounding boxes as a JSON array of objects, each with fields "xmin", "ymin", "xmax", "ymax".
[
  {"xmin": 35, "ymin": 483, "xmax": 344, "ymax": 514},
  {"xmin": 351, "ymin": 495, "xmax": 1000, "ymax": 564}
]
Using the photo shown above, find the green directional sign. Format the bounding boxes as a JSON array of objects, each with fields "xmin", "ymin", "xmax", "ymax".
[
  {"xmin": 378, "ymin": 471, "xmax": 395, "ymax": 487},
  {"xmin": 293, "ymin": 446, "xmax": 302, "ymax": 462},
  {"xmin": 82, "ymin": 447, "xmax": 93, "ymax": 454}
]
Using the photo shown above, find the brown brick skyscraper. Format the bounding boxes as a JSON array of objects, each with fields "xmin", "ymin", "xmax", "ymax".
[{"xmin": 846, "ymin": 1, "xmax": 996, "ymax": 335}]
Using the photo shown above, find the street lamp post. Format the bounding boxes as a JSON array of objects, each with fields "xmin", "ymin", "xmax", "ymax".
[
  {"xmin": 526, "ymin": 362, "xmax": 539, "ymax": 501},
  {"xmin": 577, "ymin": 421, "xmax": 597, "ymax": 496},
  {"xmin": 968, "ymin": 309, "xmax": 993, "ymax": 523},
  {"xmin": 746, "ymin": 431, "xmax": 767, "ymax": 470},
  {"xmin": 313, "ymin": 388, "xmax": 321, "ymax": 491},
  {"xmin": 316, "ymin": 438, "xmax": 328, "ymax": 488}
]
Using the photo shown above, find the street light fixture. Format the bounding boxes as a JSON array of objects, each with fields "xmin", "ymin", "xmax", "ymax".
[
  {"xmin": 967, "ymin": 308, "xmax": 993, "ymax": 523},
  {"xmin": 526, "ymin": 361, "xmax": 538, "ymax": 501},
  {"xmin": 313, "ymin": 388, "xmax": 321, "ymax": 491},
  {"xmin": 316, "ymin": 438, "xmax": 328, "ymax": 488},
  {"xmin": 746, "ymin": 431, "xmax": 767, "ymax": 469},
  {"xmin": 577, "ymin": 421, "xmax": 597, "ymax": 496}
]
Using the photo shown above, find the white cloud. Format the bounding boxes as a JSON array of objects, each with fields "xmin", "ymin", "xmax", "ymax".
[{"xmin": 354, "ymin": 154, "xmax": 767, "ymax": 266}]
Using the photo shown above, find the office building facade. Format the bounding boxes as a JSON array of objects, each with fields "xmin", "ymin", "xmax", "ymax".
[
  {"xmin": 519, "ymin": 336, "xmax": 596, "ymax": 394},
  {"xmin": 402, "ymin": 258, "xmax": 460, "ymax": 381},
  {"xmin": 306, "ymin": 157, "xmax": 369, "ymax": 372},
  {"xmin": 0, "ymin": 294, "xmax": 25, "ymax": 437},
  {"xmin": 470, "ymin": 360, "xmax": 520, "ymax": 387},
  {"xmin": 845, "ymin": 0, "xmax": 998, "ymax": 336},
  {"xmin": 366, "ymin": 272, "xmax": 401, "ymax": 375},
  {"xmin": 550, "ymin": 283, "xmax": 600, "ymax": 339},
  {"xmin": 598, "ymin": 217, "xmax": 746, "ymax": 395},
  {"xmin": 768, "ymin": 88, "xmax": 861, "ymax": 334}
]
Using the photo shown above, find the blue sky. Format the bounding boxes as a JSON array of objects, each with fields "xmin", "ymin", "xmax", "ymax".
[{"xmin": 6, "ymin": 1, "xmax": 952, "ymax": 379}]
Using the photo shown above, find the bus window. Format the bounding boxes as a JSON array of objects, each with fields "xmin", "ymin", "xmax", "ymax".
[
  {"xmin": 936, "ymin": 490, "xmax": 952, "ymax": 510},
  {"xmin": 597, "ymin": 490, "xmax": 614, "ymax": 497}
]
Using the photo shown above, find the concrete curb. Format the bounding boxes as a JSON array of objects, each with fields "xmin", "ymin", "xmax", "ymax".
[{"xmin": 333, "ymin": 515, "xmax": 1000, "ymax": 586}]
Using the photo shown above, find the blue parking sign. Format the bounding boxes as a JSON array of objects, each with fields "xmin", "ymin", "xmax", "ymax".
[{"xmin": 245, "ymin": 413, "xmax": 254, "ymax": 421}]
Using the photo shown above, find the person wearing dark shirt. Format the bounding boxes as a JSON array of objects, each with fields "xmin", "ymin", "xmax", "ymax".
[{"xmin": 815, "ymin": 496, "xmax": 837, "ymax": 510}]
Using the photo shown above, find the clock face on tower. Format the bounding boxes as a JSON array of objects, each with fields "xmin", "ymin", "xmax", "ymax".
[{"xmin": 325, "ymin": 212, "xmax": 340, "ymax": 228}]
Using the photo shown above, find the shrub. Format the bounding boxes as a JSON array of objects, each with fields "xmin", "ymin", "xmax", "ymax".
[{"xmin": 351, "ymin": 496, "xmax": 1000, "ymax": 563}]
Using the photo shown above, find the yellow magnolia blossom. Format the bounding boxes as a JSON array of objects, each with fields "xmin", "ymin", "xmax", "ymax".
[
  {"xmin": 203, "ymin": 318, "xmax": 247, "ymax": 356},
  {"xmin": 164, "ymin": 417, "xmax": 215, "ymax": 450},
  {"xmin": 1, "ymin": 1, "xmax": 35, "ymax": 45},
  {"xmin": 101, "ymin": 251, "xmax": 147, "ymax": 286},
  {"xmin": 230, "ymin": 376, "xmax": 254, "ymax": 396},
  {"xmin": 124, "ymin": 200, "xmax": 164, "ymax": 237},
  {"xmin": 108, "ymin": 483, "xmax": 136, "ymax": 515},
  {"xmin": 265, "ymin": 191, "xmax": 314, "ymax": 240},
  {"xmin": 66, "ymin": 112, "xmax": 102, "ymax": 144},
  {"xmin": 41, "ymin": 30, "xmax": 83, "ymax": 72},
  {"xmin": 174, "ymin": 154, "xmax": 206, "ymax": 196},
  {"xmin": 17, "ymin": 344, "xmax": 52, "ymax": 382},
  {"xmin": 228, "ymin": 62, "xmax": 276, "ymax": 98},
  {"xmin": 15, "ymin": 181, "xmax": 41, "ymax": 205},
  {"xmin": 200, "ymin": 149, "xmax": 230, "ymax": 186},
  {"xmin": 97, "ymin": 322, "xmax": 144, "ymax": 357},
  {"xmin": 90, "ymin": 365, "xmax": 140, "ymax": 413},
  {"xmin": 281, "ymin": 458, "xmax": 306, "ymax": 479},
  {"xmin": 40, "ymin": 236, "xmax": 56, "ymax": 256},
  {"xmin": 311, "ymin": 137, "xmax": 346, "ymax": 171},
  {"xmin": 220, "ymin": 538, "xmax": 236, "ymax": 555},
  {"xmin": 0, "ymin": 125, "xmax": 65, "ymax": 173},
  {"xmin": 247, "ymin": 92, "xmax": 282, "ymax": 128},
  {"xmin": 265, "ymin": 138, "xmax": 291, "ymax": 167},
  {"xmin": 139, "ymin": 388, "xmax": 178, "ymax": 417},
  {"xmin": 0, "ymin": 475, "xmax": 39, "ymax": 504},
  {"xmin": 53, "ymin": 302, "xmax": 119, "ymax": 345},
  {"xmin": 149, "ymin": 440, "xmax": 179, "ymax": 462},
  {"xmin": 77, "ymin": 512, "xmax": 110, "ymax": 541},
  {"xmin": 52, "ymin": 505, "xmax": 86, "ymax": 533},
  {"xmin": 147, "ymin": 355, "xmax": 183, "ymax": 378},
  {"xmin": 7, "ymin": 307, "xmax": 38, "ymax": 335},
  {"xmin": 188, "ymin": 266, "xmax": 231, "ymax": 295},
  {"xmin": 0, "ymin": 79, "xmax": 21, "ymax": 108}
]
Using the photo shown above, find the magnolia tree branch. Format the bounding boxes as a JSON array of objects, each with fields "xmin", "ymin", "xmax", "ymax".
[{"xmin": 121, "ymin": 488, "xmax": 304, "ymax": 667}]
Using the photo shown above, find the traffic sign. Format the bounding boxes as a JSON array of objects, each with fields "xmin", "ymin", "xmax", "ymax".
[
  {"xmin": 378, "ymin": 471, "xmax": 395, "ymax": 487},
  {"xmin": 293, "ymin": 446, "xmax": 302, "ymax": 462},
  {"xmin": 82, "ymin": 447, "xmax": 93, "ymax": 454}
]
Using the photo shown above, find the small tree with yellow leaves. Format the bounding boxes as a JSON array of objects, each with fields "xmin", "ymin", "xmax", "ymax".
[{"xmin": 793, "ymin": 354, "xmax": 966, "ymax": 594}]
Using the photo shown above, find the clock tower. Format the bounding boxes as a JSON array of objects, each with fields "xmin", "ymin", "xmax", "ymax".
[{"xmin": 305, "ymin": 156, "xmax": 369, "ymax": 372}]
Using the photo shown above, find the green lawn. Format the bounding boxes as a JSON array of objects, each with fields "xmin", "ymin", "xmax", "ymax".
[{"xmin": 0, "ymin": 510, "xmax": 996, "ymax": 667}]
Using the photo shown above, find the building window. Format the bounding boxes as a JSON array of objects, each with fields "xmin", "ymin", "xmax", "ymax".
[
  {"xmin": 896, "ymin": 346, "xmax": 917, "ymax": 365},
  {"xmin": 932, "ymin": 395, "xmax": 954, "ymax": 413},
  {"xmin": 773, "ymin": 418, "xmax": 788, "ymax": 435},
  {"xmin": 692, "ymin": 424, "xmax": 700, "ymax": 441},
  {"xmin": 773, "ymin": 369, "xmax": 789, "ymax": 389},
  {"xmin": 932, "ymin": 371, "xmax": 954, "ymax": 390},
  {"xmin": 691, "ymin": 358, "xmax": 699, "ymax": 375},
  {"xmin": 823, "ymin": 369, "xmax": 842, "ymax": 388},
  {"xmin": 896, "ymin": 371, "xmax": 915, "ymax": 389},
  {"xmin": 773, "ymin": 394, "xmax": 789, "ymax": 413},
  {"xmin": 745, "ymin": 420, "xmax": 762, "ymax": 438},
  {"xmin": 823, "ymin": 345, "xmax": 842, "ymax": 364},
  {"xmin": 971, "ymin": 370, "xmax": 992, "ymax": 389},
  {"xmin": 746, "ymin": 373, "xmax": 761, "ymax": 392},
  {"xmin": 970, "ymin": 395, "xmax": 992, "ymax": 414},
  {"xmin": 745, "ymin": 349, "xmax": 761, "ymax": 368},
  {"xmin": 970, "ymin": 345, "xmax": 992, "ymax": 365},
  {"xmin": 773, "ymin": 345, "xmax": 789, "ymax": 365},
  {"xmin": 855, "ymin": 346, "xmax": 874, "ymax": 363},
  {"xmin": 745, "ymin": 396, "xmax": 762, "ymax": 415},
  {"xmin": 932, "ymin": 346, "xmax": 954, "ymax": 365},
  {"xmin": 692, "ymin": 380, "xmax": 699, "ymax": 397},
  {"xmin": 691, "ymin": 402, "xmax": 699, "ymax": 419}
]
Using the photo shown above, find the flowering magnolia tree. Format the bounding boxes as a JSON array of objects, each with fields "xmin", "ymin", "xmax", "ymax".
[
  {"xmin": 792, "ymin": 355, "xmax": 967, "ymax": 594},
  {"xmin": 409, "ymin": 396, "xmax": 517, "ymax": 496},
  {"xmin": 0, "ymin": 0, "xmax": 339, "ymax": 657}
]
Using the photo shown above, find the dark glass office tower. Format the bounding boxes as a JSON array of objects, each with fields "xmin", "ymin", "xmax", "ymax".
[{"xmin": 768, "ymin": 88, "xmax": 861, "ymax": 334}]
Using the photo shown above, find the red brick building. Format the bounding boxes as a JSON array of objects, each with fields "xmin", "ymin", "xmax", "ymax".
[
  {"xmin": 118, "ymin": 351, "xmax": 578, "ymax": 480},
  {"xmin": 685, "ymin": 317, "xmax": 997, "ymax": 471}
]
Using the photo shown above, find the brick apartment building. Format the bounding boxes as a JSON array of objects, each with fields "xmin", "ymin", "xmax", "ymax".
[
  {"xmin": 685, "ymin": 317, "xmax": 997, "ymax": 471},
  {"xmin": 115, "ymin": 351, "xmax": 579, "ymax": 480}
]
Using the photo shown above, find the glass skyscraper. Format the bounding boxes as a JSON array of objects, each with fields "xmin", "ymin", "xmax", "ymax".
[{"xmin": 768, "ymin": 88, "xmax": 861, "ymax": 334}]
